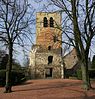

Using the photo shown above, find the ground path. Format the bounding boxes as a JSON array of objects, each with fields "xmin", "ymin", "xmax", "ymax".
[{"xmin": 0, "ymin": 79, "xmax": 95, "ymax": 99}]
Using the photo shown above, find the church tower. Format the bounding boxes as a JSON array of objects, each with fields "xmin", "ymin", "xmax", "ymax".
[
  {"xmin": 36, "ymin": 12, "xmax": 62, "ymax": 50},
  {"xmin": 29, "ymin": 12, "xmax": 62, "ymax": 79}
]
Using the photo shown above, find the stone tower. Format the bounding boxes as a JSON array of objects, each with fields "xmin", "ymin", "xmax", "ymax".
[
  {"xmin": 29, "ymin": 12, "xmax": 62, "ymax": 79},
  {"xmin": 36, "ymin": 12, "xmax": 62, "ymax": 50}
]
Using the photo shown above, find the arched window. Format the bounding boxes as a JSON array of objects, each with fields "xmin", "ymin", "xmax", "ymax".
[
  {"xmin": 48, "ymin": 56, "xmax": 53, "ymax": 64},
  {"xmin": 50, "ymin": 17, "xmax": 54, "ymax": 27},
  {"xmin": 48, "ymin": 46, "xmax": 51, "ymax": 50},
  {"xmin": 43, "ymin": 17, "xmax": 48, "ymax": 27}
]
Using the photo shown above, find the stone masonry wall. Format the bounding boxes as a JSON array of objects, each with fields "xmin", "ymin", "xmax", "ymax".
[
  {"xmin": 36, "ymin": 12, "xmax": 62, "ymax": 50},
  {"xmin": 29, "ymin": 47, "xmax": 62, "ymax": 79},
  {"xmin": 29, "ymin": 12, "xmax": 62, "ymax": 79}
]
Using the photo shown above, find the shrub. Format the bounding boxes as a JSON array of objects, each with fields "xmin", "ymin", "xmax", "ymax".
[
  {"xmin": 89, "ymin": 69, "xmax": 95, "ymax": 79},
  {"xmin": 76, "ymin": 69, "xmax": 82, "ymax": 80},
  {"xmin": 76, "ymin": 69, "xmax": 95, "ymax": 80},
  {"xmin": 0, "ymin": 70, "xmax": 26, "ymax": 86},
  {"xmin": 0, "ymin": 70, "xmax": 6, "ymax": 86}
]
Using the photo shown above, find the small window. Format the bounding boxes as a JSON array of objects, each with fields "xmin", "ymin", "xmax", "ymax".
[
  {"xmin": 50, "ymin": 17, "xmax": 54, "ymax": 27},
  {"xmin": 74, "ymin": 56, "xmax": 76, "ymax": 59},
  {"xmin": 48, "ymin": 46, "xmax": 51, "ymax": 50},
  {"xmin": 53, "ymin": 35, "xmax": 58, "ymax": 42},
  {"xmin": 48, "ymin": 56, "xmax": 53, "ymax": 64},
  {"xmin": 43, "ymin": 17, "xmax": 48, "ymax": 27}
]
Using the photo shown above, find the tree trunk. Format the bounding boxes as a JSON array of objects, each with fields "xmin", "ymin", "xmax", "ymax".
[
  {"xmin": 5, "ymin": 43, "xmax": 13, "ymax": 93},
  {"xmin": 81, "ymin": 62, "xmax": 91, "ymax": 90}
]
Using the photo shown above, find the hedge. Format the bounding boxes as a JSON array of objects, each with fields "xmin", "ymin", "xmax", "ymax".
[
  {"xmin": 65, "ymin": 69, "xmax": 95, "ymax": 80},
  {"xmin": 76, "ymin": 69, "xmax": 82, "ymax": 80},
  {"xmin": 0, "ymin": 70, "xmax": 26, "ymax": 86},
  {"xmin": 89, "ymin": 69, "xmax": 95, "ymax": 79},
  {"xmin": 76, "ymin": 69, "xmax": 95, "ymax": 80}
]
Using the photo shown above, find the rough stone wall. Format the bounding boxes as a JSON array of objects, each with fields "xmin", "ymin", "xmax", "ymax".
[
  {"xmin": 29, "ymin": 47, "xmax": 78, "ymax": 79},
  {"xmin": 63, "ymin": 48, "xmax": 78, "ymax": 69},
  {"xmin": 29, "ymin": 12, "xmax": 79, "ymax": 79},
  {"xmin": 36, "ymin": 12, "xmax": 62, "ymax": 50},
  {"xmin": 35, "ymin": 52, "xmax": 61, "ymax": 66},
  {"xmin": 29, "ymin": 45, "xmax": 62, "ymax": 79},
  {"xmin": 29, "ymin": 12, "xmax": 62, "ymax": 79}
]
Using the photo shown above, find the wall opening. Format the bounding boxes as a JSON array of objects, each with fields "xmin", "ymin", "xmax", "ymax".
[
  {"xmin": 48, "ymin": 46, "xmax": 51, "ymax": 50},
  {"xmin": 48, "ymin": 56, "xmax": 53, "ymax": 64},
  {"xmin": 53, "ymin": 35, "xmax": 58, "ymax": 42},
  {"xmin": 43, "ymin": 17, "xmax": 48, "ymax": 27},
  {"xmin": 50, "ymin": 17, "xmax": 54, "ymax": 27},
  {"xmin": 45, "ymin": 68, "xmax": 53, "ymax": 78}
]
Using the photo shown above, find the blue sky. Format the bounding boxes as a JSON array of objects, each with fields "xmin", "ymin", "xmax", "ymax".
[{"xmin": 8, "ymin": 0, "xmax": 95, "ymax": 65}]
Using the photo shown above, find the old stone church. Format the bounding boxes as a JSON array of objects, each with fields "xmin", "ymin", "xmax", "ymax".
[{"xmin": 29, "ymin": 12, "xmax": 78, "ymax": 79}]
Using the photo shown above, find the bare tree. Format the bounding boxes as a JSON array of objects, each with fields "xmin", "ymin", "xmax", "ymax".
[
  {"xmin": 50, "ymin": 0, "xmax": 95, "ymax": 90},
  {"xmin": 0, "ymin": 0, "xmax": 34, "ymax": 93}
]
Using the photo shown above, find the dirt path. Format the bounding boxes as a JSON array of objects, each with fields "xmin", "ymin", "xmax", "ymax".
[{"xmin": 0, "ymin": 79, "xmax": 95, "ymax": 99}]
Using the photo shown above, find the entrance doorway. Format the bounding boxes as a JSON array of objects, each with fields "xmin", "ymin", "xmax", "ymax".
[{"xmin": 45, "ymin": 68, "xmax": 53, "ymax": 78}]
